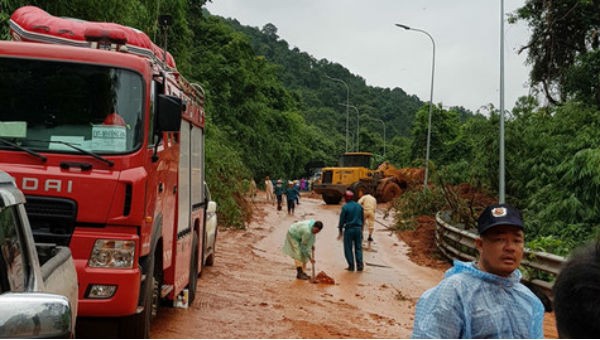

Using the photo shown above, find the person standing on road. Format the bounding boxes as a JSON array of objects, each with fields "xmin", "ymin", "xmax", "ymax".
[
  {"xmin": 337, "ymin": 190, "xmax": 364, "ymax": 271},
  {"xmin": 282, "ymin": 219, "xmax": 324, "ymax": 280},
  {"xmin": 411, "ymin": 203, "xmax": 544, "ymax": 338},
  {"xmin": 248, "ymin": 178, "xmax": 257, "ymax": 202},
  {"xmin": 264, "ymin": 176, "xmax": 275, "ymax": 204},
  {"xmin": 294, "ymin": 180, "xmax": 301, "ymax": 205},
  {"xmin": 358, "ymin": 191, "xmax": 377, "ymax": 243},
  {"xmin": 285, "ymin": 181, "xmax": 300, "ymax": 215},
  {"xmin": 274, "ymin": 179, "xmax": 285, "ymax": 211},
  {"xmin": 552, "ymin": 239, "xmax": 600, "ymax": 338}
]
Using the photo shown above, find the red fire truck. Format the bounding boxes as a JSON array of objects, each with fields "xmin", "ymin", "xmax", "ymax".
[{"xmin": 0, "ymin": 6, "xmax": 214, "ymax": 338}]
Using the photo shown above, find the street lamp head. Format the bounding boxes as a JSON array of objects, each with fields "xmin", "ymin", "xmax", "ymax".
[{"xmin": 394, "ymin": 22, "xmax": 435, "ymax": 191}]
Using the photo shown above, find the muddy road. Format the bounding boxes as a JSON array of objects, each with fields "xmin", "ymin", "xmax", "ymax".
[
  {"xmin": 150, "ymin": 196, "xmax": 440, "ymax": 338},
  {"xmin": 150, "ymin": 195, "xmax": 558, "ymax": 338}
]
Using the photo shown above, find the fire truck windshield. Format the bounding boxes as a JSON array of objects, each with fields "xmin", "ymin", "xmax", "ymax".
[{"xmin": 0, "ymin": 58, "xmax": 144, "ymax": 154}]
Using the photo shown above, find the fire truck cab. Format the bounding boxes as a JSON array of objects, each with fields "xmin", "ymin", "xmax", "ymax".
[{"xmin": 0, "ymin": 6, "xmax": 212, "ymax": 338}]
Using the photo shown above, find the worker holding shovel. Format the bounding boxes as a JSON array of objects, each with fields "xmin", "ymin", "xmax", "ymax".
[{"xmin": 282, "ymin": 219, "xmax": 324, "ymax": 280}]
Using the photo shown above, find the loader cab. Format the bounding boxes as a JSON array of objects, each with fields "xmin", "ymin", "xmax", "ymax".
[{"xmin": 338, "ymin": 152, "xmax": 373, "ymax": 168}]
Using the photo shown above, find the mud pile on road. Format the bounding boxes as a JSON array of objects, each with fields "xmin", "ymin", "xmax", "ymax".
[{"xmin": 314, "ymin": 271, "xmax": 335, "ymax": 284}]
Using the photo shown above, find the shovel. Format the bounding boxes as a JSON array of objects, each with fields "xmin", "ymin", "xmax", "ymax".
[{"xmin": 310, "ymin": 247, "xmax": 317, "ymax": 284}]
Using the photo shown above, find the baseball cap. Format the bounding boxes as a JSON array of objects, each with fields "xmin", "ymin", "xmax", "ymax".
[{"xmin": 477, "ymin": 203, "xmax": 524, "ymax": 234}]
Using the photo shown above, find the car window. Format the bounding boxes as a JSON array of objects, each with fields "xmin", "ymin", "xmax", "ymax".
[{"xmin": 0, "ymin": 206, "xmax": 27, "ymax": 293}]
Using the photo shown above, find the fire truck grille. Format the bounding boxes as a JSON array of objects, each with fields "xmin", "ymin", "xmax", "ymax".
[
  {"xmin": 24, "ymin": 195, "xmax": 77, "ymax": 247},
  {"xmin": 321, "ymin": 170, "xmax": 333, "ymax": 184}
]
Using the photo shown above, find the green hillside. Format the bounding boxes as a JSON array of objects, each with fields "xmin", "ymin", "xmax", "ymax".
[{"xmin": 205, "ymin": 14, "xmax": 434, "ymax": 170}]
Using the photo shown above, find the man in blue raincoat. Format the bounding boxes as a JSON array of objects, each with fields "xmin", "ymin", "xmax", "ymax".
[
  {"xmin": 285, "ymin": 181, "xmax": 300, "ymax": 215},
  {"xmin": 411, "ymin": 203, "xmax": 544, "ymax": 339},
  {"xmin": 282, "ymin": 219, "xmax": 323, "ymax": 280},
  {"xmin": 337, "ymin": 190, "xmax": 364, "ymax": 272}
]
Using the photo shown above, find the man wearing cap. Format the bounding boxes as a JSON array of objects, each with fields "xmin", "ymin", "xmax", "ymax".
[
  {"xmin": 285, "ymin": 181, "xmax": 300, "ymax": 215},
  {"xmin": 411, "ymin": 203, "xmax": 544, "ymax": 339},
  {"xmin": 337, "ymin": 190, "xmax": 364, "ymax": 271}
]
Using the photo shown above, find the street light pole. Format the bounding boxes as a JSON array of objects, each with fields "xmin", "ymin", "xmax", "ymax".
[
  {"xmin": 363, "ymin": 115, "xmax": 386, "ymax": 158},
  {"xmin": 395, "ymin": 23, "xmax": 436, "ymax": 190},
  {"xmin": 339, "ymin": 103, "xmax": 360, "ymax": 151},
  {"xmin": 498, "ymin": 0, "xmax": 506, "ymax": 204},
  {"xmin": 325, "ymin": 75, "xmax": 350, "ymax": 152}
]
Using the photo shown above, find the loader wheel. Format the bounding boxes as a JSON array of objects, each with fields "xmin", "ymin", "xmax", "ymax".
[
  {"xmin": 380, "ymin": 182, "xmax": 402, "ymax": 203},
  {"xmin": 322, "ymin": 193, "xmax": 342, "ymax": 205}
]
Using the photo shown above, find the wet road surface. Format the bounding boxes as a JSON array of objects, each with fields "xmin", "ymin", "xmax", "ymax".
[
  {"xmin": 150, "ymin": 196, "xmax": 557, "ymax": 338},
  {"xmin": 151, "ymin": 197, "xmax": 440, "ymax": 338}
]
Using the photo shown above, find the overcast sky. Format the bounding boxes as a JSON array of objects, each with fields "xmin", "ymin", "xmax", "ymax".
[{"xmin": 205, "ymin": 0, "xmax": 533, "ymax": 113}]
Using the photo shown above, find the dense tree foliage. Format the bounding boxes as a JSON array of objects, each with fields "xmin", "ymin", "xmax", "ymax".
[
  {"xmin": 425, "ymin": 98, "xmax": 600, "ymax": 255},
  {"xmin": 510, "ymin": 0, "xmax": 600, "ymax": 107},
  {"xmin": 229, "ymin": 19, "xmax": 424, "ymax": 159},
  {"xmin": 486, "ymin": 0, "xmax": 600, "ymax": 252}
]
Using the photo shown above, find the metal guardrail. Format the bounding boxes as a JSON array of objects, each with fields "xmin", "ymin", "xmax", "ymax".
[{"xmin": 435, "ymin": 211, "xmax": 566, "ymax": 297}]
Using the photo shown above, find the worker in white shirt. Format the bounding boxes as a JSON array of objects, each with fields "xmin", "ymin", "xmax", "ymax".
[
  {"xmin": 264, "ymin": 176, "xmax": 275, "ymax": 204},
  {"xmin": 357, "ymin": 192, "xmax": 377, "ymax": 243}
]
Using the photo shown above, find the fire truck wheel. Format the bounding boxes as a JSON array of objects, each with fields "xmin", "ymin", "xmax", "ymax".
[
  {"xmin": 188, "ymin": 232, "xmax": 199, "ymax": 305},
  {"xmin": 123, "ymin": 255, "xmax": 159, "ymax": 338}
]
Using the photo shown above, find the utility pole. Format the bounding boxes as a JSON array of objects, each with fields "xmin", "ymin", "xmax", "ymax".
[
  {"xmin": 395, "ymin": 23, "xmax": 436, "ymax": 190},
  {"xmin": 325, "ymin": 75, "xmax": 350, "ymax": 152},
  {"xmin": 499, "ymin": 0, "xmax": 506, "ymax": 204},
  {"xmin": 339, "ymin": 103, "xmax": 360, "ymax": 151}
]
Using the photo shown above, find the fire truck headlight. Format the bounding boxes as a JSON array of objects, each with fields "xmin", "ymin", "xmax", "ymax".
[
  {"xmin": 88, "ymin": 239, "xmax": 135, "ymax": 268},
  {"xmin": 87, "ymin": 284, "xmax": 117, "ymax": 299}
]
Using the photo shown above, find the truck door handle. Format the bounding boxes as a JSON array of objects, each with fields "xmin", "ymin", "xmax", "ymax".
[
  {"xmin": 173, "ymin": 185, "xmax": 177, "ymax": 194},
  {"xmin": 158, "ymin": 182, "xmax": 163, "ymax": 193}
]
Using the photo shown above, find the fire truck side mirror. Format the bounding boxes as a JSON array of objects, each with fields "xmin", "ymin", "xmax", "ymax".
[{"xmin": 156, "ymin": 94, "xmax": 183, "ymax": 132}]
